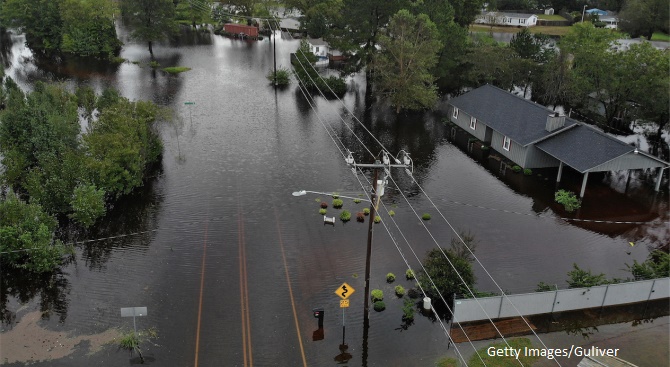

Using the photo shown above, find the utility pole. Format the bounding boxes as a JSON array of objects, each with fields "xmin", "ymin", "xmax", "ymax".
[
  {"xmin": 273, "ymin": 17, "xmax": 278, "ymax": 87},
  {"xmin": 346, "ymin": 151, "xmax": 412, "ymax": 366}
]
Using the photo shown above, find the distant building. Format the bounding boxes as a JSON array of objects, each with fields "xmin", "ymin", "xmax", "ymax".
[{"xmin": 475, "ymin": 12, "xmax": 538, "ymax": 27}]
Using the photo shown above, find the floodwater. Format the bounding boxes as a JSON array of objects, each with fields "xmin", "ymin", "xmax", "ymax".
[{"xmin": 1, "ymin": 24, "xmax": 668, "ymax": 366}]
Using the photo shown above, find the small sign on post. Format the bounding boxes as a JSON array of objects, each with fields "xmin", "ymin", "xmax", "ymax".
[
  {"xmin": 121, "ymin": 307, "xmax": 147, "ymax": 335},
  {"xmin": 340, "ymin": 299, "xmax": 349, "ymax": 308}
]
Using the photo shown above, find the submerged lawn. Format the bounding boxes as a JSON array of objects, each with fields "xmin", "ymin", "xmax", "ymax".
[{"xmin": 163, "ymin": 66, "xmax": 192, "ymax": 74}]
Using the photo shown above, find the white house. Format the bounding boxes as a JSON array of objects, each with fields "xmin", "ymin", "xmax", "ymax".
[
  {"xmin": 476, "ymin": 12, "xmax": 538, "ymax": 27},
  {"xmin": 600, "ymin": 15, "xmax": 618, "ymax": 29},
  {"xmin": 307, "ymin": 38, "xmax": 329, "ymax": 66}
]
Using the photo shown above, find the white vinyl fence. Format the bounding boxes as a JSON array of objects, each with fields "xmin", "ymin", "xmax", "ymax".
[{"xmin": 453, "ymin": 278, "xmax": 669, "ymax": 323}]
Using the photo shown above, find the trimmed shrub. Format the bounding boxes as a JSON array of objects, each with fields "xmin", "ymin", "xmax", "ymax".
[
  {"xmin": 332, "ymin": 193, "xmax": 340, "ymax": 199},
  {"xmin": 332, "ymin": 199, "xmax": 344, "ymax": 208},
  {"xmin": 374, "ymin": 215, "xmax": 381, "ymax": 223},
  {"xmin": 422, "ymin": 213, "xmax": 431, "ymax": 221},
  {"xmin": 363, "ymin": 208, "xmax": 370, "ymax": 215},
  {"xmin": 555, "ymin": 190, "xmax": 581, "ymax": 212},
  {"xmin": 388, "ymin": 210, "xmax": 395, "ymax": 217},
  {"xmin": 406, "ymin": 269, "xmax": 415, "ymax": 280},
  {"xmin": 371, "ymin": 289, "xmax": 384, "ymax": 302},
  {"xmin": 319, "ymin": 208, "xmax": 327, "ymax": 215},
  {"xmin": 340, "ymin": 210, "xmax": 351, "ymax": 222},
  {"xmin": 512, "ymin": 165, "xmax": 522, "ymax": 173},
  {"xmin": 354, "ymin": 198, "xmax": 361, "ymax": 203},
  {"xmin": 373, "ymin": 301, "xmax": 386, "ymax": 312},
  {"xmin": 386, "ymin": 272, "xmax": 396, "ymax": 283},
  {"xmin": 395, "ymin": 285, "xmax": 405, "ymax": 297},
  {"xmin": 523, "ymin": 168, "xmax": 532, "ymax": 176},
  {"xmin": 356, "ymin": 212, "xmax": 365, "ymax": 222},
  {"xmin": 320, "ymin": 202, "xmax": 328, "ymax": 209}
]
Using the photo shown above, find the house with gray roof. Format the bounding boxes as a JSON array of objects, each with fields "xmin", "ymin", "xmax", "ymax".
[
  {"xmin": 447, "ymin": 85, "xmax": 669, "ymax": 197},
  {"xmin": 475, "ymin": 12, "xmax": 538, "ymax": 27}
]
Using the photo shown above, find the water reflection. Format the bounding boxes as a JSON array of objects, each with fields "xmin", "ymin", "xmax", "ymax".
[{"xmin": 1, "ymin": 267, "xmax": 71, "ymax": 326}]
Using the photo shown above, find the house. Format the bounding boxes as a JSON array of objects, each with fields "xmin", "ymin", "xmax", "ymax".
[
  {"xmin": 585, "ymin": 8, "xmax": 608, "ymax": 16},
  {"xmin": 475, "ymin": 12, "xmax": 538, "ymax": 27},
  {"xmin": 599, "ymin": 15, "xmax": 618, "ymax": 29},
  {"xmin": 223, "ymin": 24, "xmax": 259, "ymax": 38},
  {"xmin": 307, "ymin": 38, "xmax": 330, "ymax": 66},
  {"xmin": 447, "ymin": 85, "xmax": 669, "ymax": 196}
]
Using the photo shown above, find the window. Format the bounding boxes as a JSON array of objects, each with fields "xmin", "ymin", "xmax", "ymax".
[
  {"xmin": 452, "ymin": 107, "xmax": 459, "ymax": 119},
  {"xmin": 503, "ymin": 136, "xmax": 511, "ymax": 151},
  {"xmin": 520, "ymin": 18, "xmax": 526, "ymax": 24},
  {"xmin": 470, "ymin": 117, "xmax": 477, "ymax": 130},
  {"xmin": 315, "ymin": 46, "xmax": 320, "ymax": 53}
]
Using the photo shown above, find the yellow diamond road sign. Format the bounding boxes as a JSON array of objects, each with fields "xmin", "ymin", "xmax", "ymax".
[
  {"xmin": 340, "ymin": 299, "xmax": 350, "ymax": 308},
  {"xmin": 335, "ymin": 282, "xmax": 355, "ymax": 300}
]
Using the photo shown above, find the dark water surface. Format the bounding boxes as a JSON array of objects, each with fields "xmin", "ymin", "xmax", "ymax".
[{"xmin": 1, "ymin": 25, "xmax": 668, "ymax": 366}]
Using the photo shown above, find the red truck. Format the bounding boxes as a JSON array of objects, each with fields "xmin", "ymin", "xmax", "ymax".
[{"xmin": 223, "ymin": 24, "xmax": 259, "ymax": 37}]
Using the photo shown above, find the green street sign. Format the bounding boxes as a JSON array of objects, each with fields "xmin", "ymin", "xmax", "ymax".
[{"xmin": 184, "ymin": 102, "xmax": 195, "ymax": 105}]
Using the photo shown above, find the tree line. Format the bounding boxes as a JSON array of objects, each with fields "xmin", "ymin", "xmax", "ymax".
[
  {"xmin": 0, "ymin": 70, "xmax": 166, "ymax": 272},
  {"xmin": 0, "ymin": 0, "xmax": 214, "ymax": 58}
]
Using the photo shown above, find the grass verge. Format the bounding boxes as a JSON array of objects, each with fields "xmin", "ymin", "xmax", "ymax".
[{"xmin": 163, "ymin": 66, "xmax": 192, "ymax": 74}]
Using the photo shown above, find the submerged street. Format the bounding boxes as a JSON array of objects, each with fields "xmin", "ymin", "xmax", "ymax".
[{"xmin": 1, "ymin": 25, "xmax": 668, "ymax": 366}]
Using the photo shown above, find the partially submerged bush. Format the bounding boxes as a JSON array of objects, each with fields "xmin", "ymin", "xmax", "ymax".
[
  {"xmin": 523, "ymin": 168, "xmax": 532, "ymax": 176},
  {"xmin": 402, "ymin": 298, "xmax": 415, "ymax": 321},
  {"xmin": 363, "ymin": 208, "xmax": 370, "ymax": 215},
  {"xmin": 332, "ymin": 199, "xmax": 344, "ymax": 208},
  {"xmin": 319, "ymin": 208, "xmax": 327, "ymax": 215},
  {"xmin": 371, "ymin": 289, "xmax": 384, "ymax": 302},
  {"xmin": 373, "ymin": 301, "xmax": 386, "ymax": 312},
  {"xmin": 386, "ymin": 272, "xmax": 396, "ymax": 283},
  {"xmin": 512, "ymin": 165, "xmax": 522, "ymax": 173},
  {"xmin": 340, "ymin": 210, "xmax": 351, "ymax": 222},
  {"xmin": 555, "ymin": 189, "xmax": 581, "ymax": 212},
  {"xmin": 406, "ymin": 269, "xmax": 415, "ymax": 280},
  {"xmin": 422, "ymin": 213, "xmax": 431, "ymax": 221},
  {"xmin": 320, "ymin": 202, "xmax": 328, "ymax": 209},
  {"xmin": 395, "ymin": 285, "xmax": 405, "ymax": 297},
  {"xmin": 356, "ymin": 212, "xmax": 365, "ymax": 222},
  {"xmin": 374, "ymin": 215, "xmax": 381, "ymax": 223},
  {"xmin": 388, "ymin": 210, "xmax": 395, "ymax": 217}
]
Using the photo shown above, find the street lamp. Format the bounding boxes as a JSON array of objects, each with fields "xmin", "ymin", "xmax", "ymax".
[
  {"xmin": 292, "ymin": 190, "xmax": 370, "ymax": 203},
  {"xmin": 581, "ymin": 5, "xmax": 588, "ymax": 22}
]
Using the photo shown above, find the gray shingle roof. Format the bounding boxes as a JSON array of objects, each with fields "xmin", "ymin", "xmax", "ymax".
[
  {"xmin": 448, "ymin": 85, "xmax": 576, "ymax": 146},
  {"xmin": 535, "ymin": 125, "xmax": 633, "ymax": 172}
]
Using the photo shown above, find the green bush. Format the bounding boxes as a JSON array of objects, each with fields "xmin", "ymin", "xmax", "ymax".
[
  {"xmin": 331, "ymin": 193, "xmax": 340, "ymax": 199},
  {"xmin": 523, "ymin": 168, "xmax": 532, "ymax": 176},
  {"xmin": 388, "ymin": 210, "xmax": 395, "ymax": 216},
  {"xmin": 481, "ymin": 145, "xmax": 490, "ymax": 151},
  {"xmin": 512, "ymin": 165, "xmax": 522, "ymax": 173},
  {"xmin": 386, "ymin": 272, "xmax": 396, "ymax": 283},
  {"xmin": 150, "ymin": 60, "xmax": 160, "ymax": 68},
  {"xmin": 371, "ymin": 289, "xmax": 384, "ymax": 302},
  {"xmin": 373, "ymin": 301, "xmax": 386, "ymax": 312},
  {"xmin": 332, "ymin": 199, "xmax": 344, "ymax": 208},
  {"xmin": 363, "ymin": 208, "xmax": 370, "ymax": 215},
  {"xmin": 536, "ymin": 281, "xmax": 553, "ymax": 292},
  {"xmin": 422, "ymin": 213, "xmax": 431, "ymax": 220},
  {"xmin": 340, "ymin": 210, "xmax": 351, "ymax": 222},
  {"xmin": 319, "ymin": 208, "xmax": 327, "ymax": 215},
  {"xmin": 406, "ymin": 269, "xmax": 415, "ymax": 280},
  {"xmin": 395, "ymin": 285, "xmax": 405, "ymax": 297},
  {"xmin": 374, "ymin": 215, "xmax": 381, "ymax": 223},
  {"xmin": 555, "ymin": 189, "xmax": 581, "ymax": 212},
  {"xmin": 354, "ymin": 198, "xmax": 361, "ymax": 203},
  {"xmin": 401, "ymin": 298, "xmax": 415, "ymax": 321},
  {"xmin": 266, "ymin": 67, "xmax": 291, "ymax": 86}
]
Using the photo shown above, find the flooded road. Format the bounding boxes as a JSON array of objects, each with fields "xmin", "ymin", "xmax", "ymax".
[{"xmin": 1, "ymin": 25, "xmax": 668, "ymax": 366}]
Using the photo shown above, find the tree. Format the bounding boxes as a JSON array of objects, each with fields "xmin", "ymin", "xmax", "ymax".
[
  {"xmin": 176, "ymin": 0, "xmax": 212, "ymax": 28},
  {"xmin": 509, "ymin": 28, "xmax": 553, "ymax": 63},
  {"xmin": 0, "ymin": 0, "xmax": 64, "ymax": 57},
  {"xmin": 374, "ymin": 10, "xmax": 441, "ymax": 113},
  {"xmin": 83, "ymin": 97, "xmax": 163, "ymax": 197},
  {"xmin": 121, "ymin": 0, "xmax": 177, "ymax": 57},
  {"xmin": 449, "ymin": 0, "xmax": 487, "ymax": 27},
  {"xmin": 69, "ymin": 184, "xmax": 106, "ymax": 227},
  {"xmin": 463, "ymin": 39, "xmax": 521, "ymax": 91},
  {"xmin": 60, "ymin": 0, "xmax": 122, "ymax": 57},
  {"xmin": 618, "ymin": 0, "xmax": 669, "ymax": 40},
  {"xmin": 418, "ymin": 247, "xmax": 475, "ymax": 308},
  {"xmin": 0, "ymin": 191, "xmax": 66, "ymax": 273}
]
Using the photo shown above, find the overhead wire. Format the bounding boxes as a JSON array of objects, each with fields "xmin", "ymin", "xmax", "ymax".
[
  {"xmin": 271, "ymin": 17, "xmax": 538, "ymax": 363},
  {"xmin": 265, "ymin": 18, "xmax": 478, "ymax": 363}
]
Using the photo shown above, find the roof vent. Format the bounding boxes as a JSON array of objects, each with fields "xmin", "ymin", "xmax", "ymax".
[{"xmin": 546, "ymin": 113, "xmax": 565, "ymax": 132}]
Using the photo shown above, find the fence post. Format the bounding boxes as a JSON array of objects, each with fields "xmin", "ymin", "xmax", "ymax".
[
  {"xmin": 599, "ymin": 284, "xmax": 610, "ymax": 318},
  {"xmin": 643, "ymin": 279, "xmax": 656, "ymax": 318},
  {"xmin": 498, "ymin": 295, "xmax": 504, "ymax": 319}
]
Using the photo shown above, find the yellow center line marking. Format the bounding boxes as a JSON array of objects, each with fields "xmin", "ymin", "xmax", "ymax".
[
  {"xmin": 194, "ymin": 219, "xmax": 209, "ymax": 367},
  {"xmin": 274, "ymin": 207, "xmax": 308, "ymax": 367}
]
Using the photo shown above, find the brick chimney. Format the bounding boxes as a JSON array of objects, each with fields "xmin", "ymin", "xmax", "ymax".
[{"xmin": 546, "ymin": 112, "xmax": 565, "ymax": 132}]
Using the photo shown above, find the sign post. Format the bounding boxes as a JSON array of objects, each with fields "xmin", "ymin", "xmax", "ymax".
[
  {"xmin": 335, "ymin": 283, "xmax": 355, "ymax": 347},
  {"xmin": 120, "ymin": 307, "xmax": 147, "ymax": 335}
]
